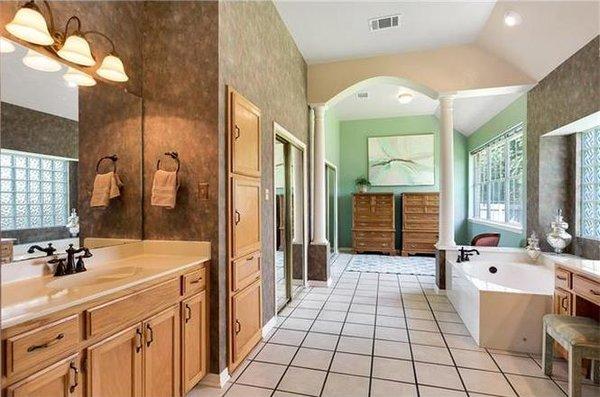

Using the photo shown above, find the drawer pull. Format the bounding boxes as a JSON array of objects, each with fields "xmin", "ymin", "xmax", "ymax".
[
  {"xmin": 145, "ymin": 324, "xmax": 154, "ymax": 347},
  {"xmin": 561, "ymin": 296, "xmax": 569, "ymax": 311},
  {"xmin": 556, "ymin": 275, "xmax": 567, "ymax": 281},
  {"xmin": 26, "ymin": 333, "xmax": 64, "ymax": 352},
  {"xmin": 69, "ymin": 362, "xmax": 79, "ymax": 393},
  {"xmin": 185, "ymin": 304, "xmax": 192, "ymax": 323},
  {"xmin": 135, "ymin": 327, "xmax": 143, "ymax": 353},
  {"xmin": 235, "ymin": 210, "xmax": 241, "ymax": 225},
  {"xmin": 590, "ymin": 289, "xmax": 600, "ymax": 296},
  {"xmin": 235, "ymin": 319, "xmax": 242, "ymax": 335},
  {"xmin": 246, "ymin": 256, "xmax": 254, "ymax": 261},
  {"xmin": 190, "ymin": 278, "xmax": 202, "ymax": 285},
  {"xmin": 234, "ymin": 124, "xmax": 241, "ymax": 139}
]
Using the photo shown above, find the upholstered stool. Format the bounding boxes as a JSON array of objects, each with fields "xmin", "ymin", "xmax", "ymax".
[{"xmin": 542, "ymin": 314, "xmax": 600, "ymax": 397}]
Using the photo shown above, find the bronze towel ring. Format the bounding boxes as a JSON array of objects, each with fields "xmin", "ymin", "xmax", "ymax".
[
  {"xmin": 95, "ymin": 155, "xmax": 118, "ymax": 173},
  {"xmin": 156, "ymin": 151, "xmax": 180, "ymax": 172}
]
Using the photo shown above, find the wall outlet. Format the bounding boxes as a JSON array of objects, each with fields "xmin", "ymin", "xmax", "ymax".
[
  {"xmin": 198, "ymin": 182, "xmax": 209, "ymax": 200},
  {"xmin": 265, "ymin": 188, "xmax": 270, "ymax": 201}
]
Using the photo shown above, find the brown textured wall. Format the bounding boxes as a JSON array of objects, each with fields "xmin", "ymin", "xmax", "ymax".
[
  {"xmin": 141, "ymin": 1, "xmax": 222, "ymax": 371},
  {"xmin": 527, "ymin": 36, "xmax": 600, "ymax": 258},
  {"xmin": 219, "ymin": 0, "xmax": 309, "ymax": 327},
  {"xmin": 78, "ymin": 84, "xmax": 143, "ymax": 242}
]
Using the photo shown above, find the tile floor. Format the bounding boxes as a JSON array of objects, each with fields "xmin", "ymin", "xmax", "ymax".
[{"xmin": 190, "ymin": 254, "xmax": 600, "ymax": 397}]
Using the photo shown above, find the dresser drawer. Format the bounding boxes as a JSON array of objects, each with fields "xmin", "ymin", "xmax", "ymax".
[
  {"xmin": 403, "ymin": 241, "xmax": 436, "ymax": 252},
  {"xmin": 355, "ymin": 239, "xmax": 394, "ymax": 250},
  {"xmin": 353, "ymin": 230, "xmax": 394, "ymax": 241},
  {"xmin": 85, "ymin": 278, "xmax": 180, "ymax": 338},
  {"xmin": 231, "ymin": 251, "xmax": 261, "ymax": 293},
  {"xmin": 572, "ymin": 274, "xmax": 600, "ymax": 306},
  {"xmin": 5, "ymin": 315, "xmax": 79, "ymax": 376},
  {"xmin": 403, "ymin": 221, "xmax": 438, "ymax": 231},
  {"xmin": 182, "ymin": 267, "xmax": 206, "ymax": 297},
  {"xmin": 354, "ymin": 220, "xmax": 393, "ymax": 229},
  {"xmin": 554, "ymin": 268, "xmax": 571, "ymax": 290},
  {"xmin": 403, "ymin": 232, "xmax": 438, "ymax": 243},
  {"xmin": 404, "ymin": 213, "xmax": 438, "ymax": 222}
]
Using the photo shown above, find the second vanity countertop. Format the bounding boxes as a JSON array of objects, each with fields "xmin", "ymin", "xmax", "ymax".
[
  {"xmin": 542, "ymin": 253, "xmax": 600, "ymax": 281},
  {"xmin": 1, "ymin": 241, "xmax": 210, "ymax": 329}
]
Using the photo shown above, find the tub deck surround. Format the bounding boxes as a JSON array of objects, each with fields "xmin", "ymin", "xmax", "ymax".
[{"xmin": 1, "ymin": 240, "xmax": 210, "ymax": 329}]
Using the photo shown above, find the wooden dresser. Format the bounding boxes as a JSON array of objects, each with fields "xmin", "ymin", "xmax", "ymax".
[
  {"xmin": 401, "ymin": 193, "xmax": 439, "ymax": 256},
  {"xmin": 352, "ymin": 193, "xmax": 396, "ymax": 255}
]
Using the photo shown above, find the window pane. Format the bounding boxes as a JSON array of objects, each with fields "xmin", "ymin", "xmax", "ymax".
[{"xmin": 580, "ymin": 126, "xmax": 599, "ymax": 240}]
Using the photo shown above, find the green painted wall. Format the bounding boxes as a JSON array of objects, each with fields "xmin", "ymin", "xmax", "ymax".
[
  {"xmin": 325, "ymin": 112, "xmax": 340, "ymax": 168},
  {"xmin": 466, "ymin": 95, "xmax": 527, "ymax": 247},
  {"xmin": 337, "ymin": 115, "xmax": 468, "ymax": 248}
]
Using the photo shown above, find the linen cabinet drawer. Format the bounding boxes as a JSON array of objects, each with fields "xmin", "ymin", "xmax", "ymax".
[
  {"xmin": 403, "ymin": 221, "xmax": 438, "ymax": 231},
  {"xmin": 85, "ymin": 278, "xmax": 180, "ymax": 338},
  {"xmin": 404, "ymin": 214, "xmax": 438, "ymax": 222},
  {"xmin": 572, "ymin": 275, "xmax": 600, "ymax": 305},
  {"xmin": 231, "ymin": 251, "xmax": 261, "ymax": 293},
  {"xmin": 354, "ymin": 220, "xmax": 393, "ymax": 229},
  {"xmin": 403, "ymin": 241, "xmax": 436, "ymax": 252},
  {"xmin": 554, "ymin": 268, "xmax": 571, "ymax": 290},
  {"xmin": 355, "ymin": 239, "xmax": 394, "ymax": 250},
  {"xmin": 182, "ymin": 267, "xmax": 206, "ymax": 297},
  {"xmin": 353, "ymin": 231, "xmax": 394, "ymax": 241},
  {"xmin": 403, "ymin": 232, "xmax": 438, "ymax": 243},
  {"xmin": 5, "ymin": 315, "xmax": 80, "ymax": 376}
]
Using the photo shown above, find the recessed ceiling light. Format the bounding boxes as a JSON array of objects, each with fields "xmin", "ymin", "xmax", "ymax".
[
  {"xmin": 503, "ymin": 10, "xmax": 522, "ymax": 27},
  {"xmin": 398, "ymin": 93, "xmax": 413, "ymax": 104}
]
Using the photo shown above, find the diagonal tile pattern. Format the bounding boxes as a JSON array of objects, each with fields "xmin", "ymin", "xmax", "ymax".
[{"xmin": 189, "ymin": 253, "xmax": 600, "ymax": 397}]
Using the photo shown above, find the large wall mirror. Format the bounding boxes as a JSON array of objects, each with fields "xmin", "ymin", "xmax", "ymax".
[{"xmin": 0, "ymin": 40, "xmax": 142, "ymax": 263}]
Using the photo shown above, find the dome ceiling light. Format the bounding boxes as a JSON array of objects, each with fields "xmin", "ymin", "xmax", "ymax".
[{"xmin": 4, "ymin": 1, "xmax": 129, "ymax": 85}]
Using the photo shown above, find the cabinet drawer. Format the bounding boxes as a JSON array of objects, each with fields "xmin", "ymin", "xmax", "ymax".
[
  {"xmin": 5, "ymin": 315, "xmax": 79, "ymax": 376},
  {"xmin": 85, "ymin": 278, "xmax": 180, "ymax": 338},
  {"xmin": 572, "ymin": 275, "xmax": 600, "ymax": 305},
  {"xmin": 354, "ymin": 220, "xmax": 393, "ymax": 229},
  {"xmin": 403, "ymin": 232, "xmax": 438, "ymax": 243},
  {"xmin": 353, "ymin": 231, "xmax": 394, "ymax": 241},
  {"xmin": 355, "ymin": 239, "xmax": 394, "ymax": 250},
  {"xmin": 554, "ymin": 268, "xmax": 571, "ymax": 290},
  {"xmin": 403, "ymin": 221, "xmax": 438, "ymax": 231},
  {"xmin": 404, "ymin": 213, "xmax": 438, "ymax": 222},
  {"xmin": 182, "ymin": 267, "xmax": 206, "ymax": 297},
  {"xmin": 403, "ymin": 241, "xmax": 436, "ymax": 251},
  {"xmin": 231, "ymin": 251, "xmax": 261, "ymax": 293}
]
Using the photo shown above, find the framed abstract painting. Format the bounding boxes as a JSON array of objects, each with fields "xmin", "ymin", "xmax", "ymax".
[{"xmin": 367, "ymin": 134, "xmax": 435, "ymax": 186}]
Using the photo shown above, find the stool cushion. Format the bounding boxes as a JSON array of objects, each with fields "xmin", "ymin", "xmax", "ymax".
[{"xmin": 544, "ymin": 314, "xmax": 600, "ymax": 347}]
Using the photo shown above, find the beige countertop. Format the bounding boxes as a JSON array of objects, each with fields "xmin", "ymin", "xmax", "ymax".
[
  {"xmin": 543, "ymin": 253, "xmax": 600, "ymax": 280},
  {"xmin": 1, "ymin": 241, "xmax": 210, "ymax": 329}
]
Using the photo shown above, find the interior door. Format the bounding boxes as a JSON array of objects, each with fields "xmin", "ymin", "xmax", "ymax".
[
  {"xmin": 181, "ymin": 291, "xmax": 207, "ymax": 394},
  {"xmin": 230, "ymin": 91, "xmax": 261, "ymax": 177},
  {"xmin": 143, "ymin": 306, "xmax": 180, "ymax": 397},
  {"xmin": 231, "ymin": 175, "xmax": 261, "ymax": 259},
  {"xmin": 6, "ymin": 354, "xmax": 80, "ymax": 397},
  {"xmin": 87, "ymin": 325, "xmax": 143, "ymax": 397},
  {"xmin": 231, "ymin": 279, "xmax": 262, "ymax": 365}
]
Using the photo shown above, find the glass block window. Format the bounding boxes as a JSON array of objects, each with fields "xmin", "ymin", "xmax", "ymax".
[
  {"xmin": 0, "ymin": 150, "xmax": 69, "ymax": 231},
  {"xmin": 579, "ymin": 126, "xmax": 599, "ymax": 240},
  {"xmin": 470, "ymin": 123, "xmax": 524, "ymax": 228}
]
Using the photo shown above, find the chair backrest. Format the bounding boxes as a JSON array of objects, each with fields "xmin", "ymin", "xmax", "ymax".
[{"xmin": 471, "ymin": 233, "xmax": 501, "ymax": 247}]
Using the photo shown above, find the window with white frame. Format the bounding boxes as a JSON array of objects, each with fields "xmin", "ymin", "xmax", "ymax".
[
  {"xmin": 579, "ymin": 126, "xmax": 599, "ymax": 240},
  {"xmin": 0, "ymin": 150, "xmax": 70, "ymax": 231},
  {"xmin": 470, "ymin": 123, "xmax": 524, "ymax": 228}
]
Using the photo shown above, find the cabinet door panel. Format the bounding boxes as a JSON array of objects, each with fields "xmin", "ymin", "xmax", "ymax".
[
  {"xmin": 7, "ymin": 354, "xmax": 80, "ymax": 397},
  {"xmin": 181, "ymin": 291, "xmax": 207, "ymax": 394},
  {"xmin": 87, "ymin": 325, "xmax": 142, "ymax": 397},
  {"xmin": 231, "ymin": 176, "xmax": 261, "ymax": 259},
  {"xmin": 231, "ymin": 279, "xmax": 262, "ymax": 365},
  {"xmin": 143, "ymin": 306, "xmax": 180, "ymax": 397},
  {"xmin": 230, "ymin": 90, "xmax": 261, "ymax": 177}
]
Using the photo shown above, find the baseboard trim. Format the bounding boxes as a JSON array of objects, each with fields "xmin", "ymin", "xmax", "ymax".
[
  {"xmin": 307, "ymin": 278, "xmax": 332, "ymax": 287},
  {"xmin": 262, "ymin": 315, "xmax": 277, "ymax": 338},
  {"xmin": 200, "ymin": 368, "xmax": 231, "ymax": 388}
]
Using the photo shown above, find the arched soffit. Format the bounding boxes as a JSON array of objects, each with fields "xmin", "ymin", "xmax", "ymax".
[{"xmin": 324, "ymin": 76, "xmax": 438, "ymax": 108}]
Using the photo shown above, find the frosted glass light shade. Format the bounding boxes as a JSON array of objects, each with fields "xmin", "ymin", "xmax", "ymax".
[
  {"xmin": 398, "ymin": 93, "xmax": 413, "ymax": 104},
  {"xmin": 23, "ymin": 49, "xmax": 61, "ymax": 72},
  {"xmin": 57, "ymin": 35, "xmax": 95, "ymax": 66},
  {"xmin": 0, "ymin": 37, "xmax": 16, "ymax": 53},
  {"xmin": 6, "ymin": 6, "xmax": 54, "ymax": 46},
  {"xmin": 63, "ymin": 67, "xmax": 96, "ymax": 86},
  {"xmin": 96, "ymin": 54, "xmax": 128, "ymax": 82}
]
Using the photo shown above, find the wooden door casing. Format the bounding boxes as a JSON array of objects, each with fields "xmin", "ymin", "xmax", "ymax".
[
  {"xmin": 230, "ymin": 90, "xmax": 261, "ymax": 178},
  {"xmin": 6, "ymin": 354, "xmax": 80, "ymax": 397},
  {"xmin": 231, "ymin": 175, "xmax": 261, "ymax": 259}
]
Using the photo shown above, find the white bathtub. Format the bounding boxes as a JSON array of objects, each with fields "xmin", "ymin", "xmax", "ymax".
[{"xmin": 445, "ymin": 249, "xmax": 554, "ymax": 354}]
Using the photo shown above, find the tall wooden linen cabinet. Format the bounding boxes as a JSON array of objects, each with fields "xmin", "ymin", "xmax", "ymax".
[{"xmin": 227, "ymin": 88, "xmax": 263, "ymax": 371}]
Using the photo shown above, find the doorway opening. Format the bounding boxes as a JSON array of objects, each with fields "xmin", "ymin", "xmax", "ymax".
[{"xmin": 325, "ymin": 161, "xmax": 338, "ymax": 259}]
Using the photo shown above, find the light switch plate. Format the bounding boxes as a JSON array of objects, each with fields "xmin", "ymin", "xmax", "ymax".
[
  {"xmin": 265, "ymin": 188, "xmax": 270, "ymax": 201},
  {"xmin": 198, "ymin": 183, "xmax": 209, "ymax": 200}
]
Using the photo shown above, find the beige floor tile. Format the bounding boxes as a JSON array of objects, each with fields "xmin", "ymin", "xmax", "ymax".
[
  {"xmin": 371, "ymin": 378, "xmax": 417, "ymax": 397},
  {"xmin": 434, "ymin": 312, "xmax": 463, "ymax": 323},
  {"xmin": 247, "ymin": 342, "xmax": 264, "ymax": 359},
  {"xmin": 350, "ymin": 303, "xmax": 377, "ymax": 314},
  {"xmin": 407, "ymin": 318, "xmax": 439, "ymax": 332},
  {"xmin": 376, "ymin": 326, "xmax": 409, "ymax": 342},
  {"xmin": 342, "ymin": 323, "xmax": 374, "ymax": 338},
  {"xmin": 318, "ymin": 310, "xmax": 347, "ymax": 322},
  {"xmin": 419, "ymin": 385, "xmax": 468, "ymax": 397},
  {"xmin": 492, "ymin": 353, "xmax": 546, "ymax": 377},
  {"xmin": 222, "ymin": 384, "xmax": 271, "ymax": 397},
  {"xmin": 289, "ymin": 308, "xmax": 320, "ymax": 320},
  {"xmin": 272, "ymin": 391, "xmax": 304, "ymax": 397},
  {"xmin": 346, "ymin": 312, "xmax": 376, "ymax": 325},
  {"xmin": 405, "ymin": 308, "xmax": 435, "ymax": 320},
  {"xmin": 444, "ymin": 334, "xmax": 484, "ymax": 351},
  {"xmin": 459, "ymin": 368, "xmax": 517, "ymax": 396},
  {"xmin": 412, "ymin": 344, "xmax": 453, "ymax": 365},
  {"xmin": 374, "ymin": 339, "xmax": 412, "ymax": 360},
  {"xmin": 186, "ymin": 384, "xmax": 227, "ymax": 397},
  {"xmin": 229, "ymin": 360, "xmax": 251, "ymax": 382},
  {"xmin": 439, "ymin": 321, "xmax": 469, "ymax": 335},
  {"xmin": 322, "ymin": 373, "xmax": 370, "ymax": 397},
  {"xmin": 378, "ymin": 305, "xmax": 405, "ymax": 317},
  {"xmin": 372, "ymin": 357, "xmax": 415, "ymax": 383},
  {"xmin": 415, "ymin": 362, "xmax": 463, "ymax": 390},
  {"xmin": 311, "ymin": 320, "xmax": 344, "ymax": 334},
  {"xmin": 301, "ymin": 332, "xmax": 339, "ymax": 350},
  {"xmin": 451, "ymin": 349, "xmax": 499, "ymax": 371},
  {"xmin": 291, "ymin": 347, "xmax": 333, "ymax": 370},
  {"xmin": 376, "ymin": 315, "xmax": 406, "ymax": 328},
  {"xmin": 330, "ymin": 352, "xmax": 372, "ymax": 376},
  {"xmin": 409, "ymin": 330, "xmax": 446, "ymax": 347},
  {"xmin": 269, "ymin": 329, "xmax": 307, "ymax": 346},
  {"xmin": 237, "ymin": 362, "xmax": 287, "ymax": 389},
  {"xmin": 506, "ymin": 374, "xmax": 564, "ymax": 397},
  {"xmin": 278, "ymin": 367, "xmax": 327, "ymax": 396},
  {"xmin": 255, "ymin": 343, "xmax": 298, "ymax": 365},
  {"xmin": 337, "ymin": 335, "xmax": 374, "ymax": 355}
]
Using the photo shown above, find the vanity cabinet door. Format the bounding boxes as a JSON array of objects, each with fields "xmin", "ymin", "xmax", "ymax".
[
  {"xmin": 6, "ymin": 354, "xmax": 80, "ymax": 397},
  {"xmin": 181, "ymin": 291, "xmax": 207, "ymax": 395},
  {"xmin": 230, "ymin": 89, "xmax": 261, "ymax": 177},
  {"xmin": 142, "ymin": 306, "xmax": 180, "ymax": 397},
  {"xmin": 231, "ymin": 279, "xmax": 262, "ymax": 366},
  {"xmin": 231, "ymin": 175, "xmax": 261, "ymax": 259},
  {"xmin": 87, "ymin": 325, "xmax": 143, "ymax": 397}
]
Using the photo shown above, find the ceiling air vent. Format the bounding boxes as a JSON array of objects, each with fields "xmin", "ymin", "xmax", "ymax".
[
  {"xmin": 356, "ymin": 92, "xmax": 369, "ymax": 99},
  {"xmin": 369, "ymin": 14, "xmax": 401, "ymax": 32}
]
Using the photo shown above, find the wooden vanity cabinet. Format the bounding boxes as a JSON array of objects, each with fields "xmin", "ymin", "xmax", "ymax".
[
  {"xmin": 181, "ymin": 291, "xmax": 207, "ymax": 395},
  {"xmin": 6, "ymin": 354, "xmax": 81, "ymax": 397},
  {"xmin": 231, "ymin": 279, "xmax": 262, "ymax": 366}
]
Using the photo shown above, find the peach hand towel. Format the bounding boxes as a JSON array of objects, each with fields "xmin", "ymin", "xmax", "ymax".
[
  {"xmin": 90, "ymin": 172, "xmax": 122, "ymax": 207},
  {"xmin": 151, "ymin": 170, "xmax": 178, "ymax": 209}
]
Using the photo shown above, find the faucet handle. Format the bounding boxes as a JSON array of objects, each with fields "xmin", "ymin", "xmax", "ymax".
[
  {"xmin": 75, "ymin": 257, "xmax": 87, "ymax": 273},
  {"xmin": 81, "ymin": 248, "xmax": 92, "ymax": 258},
  {"xmin": 53, "ymin": 259, "xmax": 66, "ymax": 277}
]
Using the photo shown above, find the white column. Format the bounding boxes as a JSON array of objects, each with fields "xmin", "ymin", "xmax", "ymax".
[
  {"xmin": 312, "ymin": 104, "xmax": 328, "ymax": 245},
  {"xmin": 438, "ymin": 95, "xmax": 456, "ymax": 247}
]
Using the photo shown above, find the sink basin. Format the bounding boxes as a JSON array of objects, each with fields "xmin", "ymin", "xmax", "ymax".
[{"xmin": 46, "ymin": 266, "xmax": 141, "ymax": 290}]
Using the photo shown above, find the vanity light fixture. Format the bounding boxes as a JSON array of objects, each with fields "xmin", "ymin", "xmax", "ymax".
[
  {"xmin": 63, "ymin": 67, "xmax": 96, "ymax": 87},
  {"xmin": 23, "ymin": 48, "xmax": 61, "ymax": 72},
  {"xmin": 0, "ymin": 38, "xmax": 16, "ymax": 53},
  {"xmin": 398, "ymin": 92, "xmax": 414, "ymax": 104},
  {"xmin": 96, "ymin": 54, "xmax": 128, "ymax": 82},
  {"xmin": 5, "ymin": 2, "xmax": 54, "ymax": 46},
  {"xmin": 503, "ymin": 10, "xmax": 522, "ymax": 27},
  {"xmin": 57, "ymin": 32, "xmax": 95, "ymax": 66}
]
